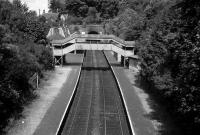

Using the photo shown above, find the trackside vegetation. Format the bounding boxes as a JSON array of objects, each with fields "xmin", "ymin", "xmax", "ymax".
[
  {"xmin": 0, "ymin": 0, "xmax": 54, "ymax": 133},
  {"xmin": 50, "ymin": 0, "xmax": 120, "ymax": 24},
  {"xmin": 107, "ymin": 0, "xmax": 200, "ymax": 134},
  {"xmin": 51, "ymin": 0, "xmax": 200, "ymax": 134}
]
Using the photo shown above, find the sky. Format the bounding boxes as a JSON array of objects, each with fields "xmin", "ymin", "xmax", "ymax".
[{"xmin": 20, "ymin": 0, "xmax": 49, "ymax": 15}]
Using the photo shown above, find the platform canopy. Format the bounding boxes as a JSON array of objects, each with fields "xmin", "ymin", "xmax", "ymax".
[{"xmin": 47, "ymin": 26, "xmax": 70, "ymax": 40}]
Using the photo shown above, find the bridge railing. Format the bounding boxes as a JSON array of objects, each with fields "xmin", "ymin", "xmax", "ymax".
[
  {"xmin": 53, "ymin": 43, "xmax": 134, "ymax": 57},
  {"xmin": 54, "ymin": 41, "xmax": 123, "ymax": 50},
  {"xmin": 79, "ymin": 34, "xmax": 128, "ymax": 45},
  {"xmin": 52, "ymin": 34, "xmax": 135, "ymax": 47}
]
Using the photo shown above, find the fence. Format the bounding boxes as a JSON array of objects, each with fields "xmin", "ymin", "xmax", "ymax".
[{"xmin": 29, "ymin": 73, "xmax": 39, "ymax": 89}]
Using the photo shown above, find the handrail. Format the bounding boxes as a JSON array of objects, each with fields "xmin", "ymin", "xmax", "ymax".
[
  {"xmin": 51, "ymin": 34, "xmax": 135, "ymax": 47},
  {"xmin": 53, "ymin": 43, "xmax": 134, "ymax": 57}
]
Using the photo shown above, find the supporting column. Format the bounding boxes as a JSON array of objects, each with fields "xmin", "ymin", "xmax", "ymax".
[
  {"xmin": 111, "ymin": 51, "xmax": 114, "ymax": 55},
  {"xmin": 61, "ymin": 44, "xmax": 63, "ymax": 66},
  {"xmin": 52, "ymin": 46, "xmax": 55, "ymax": 66},
  {"xmin": 117, "ymin": 53, "xmax": 121, "ymax": 62},
  {"xmin": 61, "ymin": 55, "xmax": 63, "ymax": 66},
  {"xmin": 113, "ymin": 52, "xmax": 117, "ymax": 60},
  {"xmin": 74, "ymin": 43, "xmax": 77, "ymax": 54},
  {"xmin": 127, "ymin": 58, "xmax": 130, "ymax": 68},
  {"xmin": 120, "ymin": 55, "xmax": 126, "ymax": 67},
  {"xmin": 124, "ymin": 57, "xmax": 126, "ymax": 67}
]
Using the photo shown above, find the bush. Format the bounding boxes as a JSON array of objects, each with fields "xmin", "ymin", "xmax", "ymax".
[
  {"xmin": 0, "ymin": 43, "xmax": 53, "ymax": 132},
  {"xmin": 0, "ymin": 1, "xmax": 54, "ymax": 132},
  {"xmin": 138, "ymin": 0, "xmax": 200, "ymax": 133},
  {"xmin": 0, "ymin": 45, "xmax": 39, "ymax": 130}
]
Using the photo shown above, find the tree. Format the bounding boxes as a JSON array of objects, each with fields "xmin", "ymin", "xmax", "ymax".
[
  {"xmin": 65, "ymin": 0, "xmax": 87, "ymax": 17},
  {"xmin": 64, "ymin": 0, "xmax": 120, "ymax": 22},
  {"xmin": 137, "ymin": 0, "xmax": 200, "ymax": 133},
  {"xmin": 0, "ymin": 1, "xmax": 53, "ymax": 132},
  {"xmin": 105, "ymin": 8, "xmax": 144, "ymax": 40},
  {"xmin": 84, "ymin": 7, "xmax": 99, "ymax": 24},
  {"xmin": 50, "ymin": 0, "xmax": 64, "ymax": 13}
]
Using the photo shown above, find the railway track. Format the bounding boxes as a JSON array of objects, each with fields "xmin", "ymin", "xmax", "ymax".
[{"xmin": 58, "ymin": 51, "xmax": 131, "ymax": 135}]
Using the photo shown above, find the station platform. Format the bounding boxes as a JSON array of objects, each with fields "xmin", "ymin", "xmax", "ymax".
[
  {"xmin": 104, "ymin": 51, "xmax": 156, "ymax": 135},
  {"xmin": 33, "ymin": 55, "xmax": 84, "ymax": 135}
]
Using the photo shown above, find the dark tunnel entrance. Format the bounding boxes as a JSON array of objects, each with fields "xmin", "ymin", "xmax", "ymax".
[{"xmin": 88, "ymin": 31, "xmax": 99, "ymax": 34}]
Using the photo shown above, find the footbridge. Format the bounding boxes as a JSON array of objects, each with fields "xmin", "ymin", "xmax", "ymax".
[{"xmin": 51, "ymin": 33, "xmax": 136, "ymax": 65}]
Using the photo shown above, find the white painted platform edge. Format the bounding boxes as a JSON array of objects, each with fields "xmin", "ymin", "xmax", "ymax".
[{"xmin": 104, "ymin": 52, "xmax": 136, "ymax": 135}]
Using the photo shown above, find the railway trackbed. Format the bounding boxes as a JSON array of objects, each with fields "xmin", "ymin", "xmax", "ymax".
[{"xmin": 57, "ymin": 51, "xmax": 132, "ymax": 135}]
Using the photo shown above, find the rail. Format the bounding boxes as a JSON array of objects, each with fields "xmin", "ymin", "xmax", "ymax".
[
  {"xmin": 56, "ymin": 51, "xmax": 132, "ymax": 135},
  {"xmin": 103, "ymin": 51, "xmax": 135, "ymax": 135},
  {"xmin": 55, "ymin": 52, "xmax": 85, "ymax": 135}
]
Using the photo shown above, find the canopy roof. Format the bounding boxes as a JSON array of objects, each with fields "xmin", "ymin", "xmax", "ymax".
[{"xmin": 47, "ymin": 26, "xmax": 70, "ymax": 40}]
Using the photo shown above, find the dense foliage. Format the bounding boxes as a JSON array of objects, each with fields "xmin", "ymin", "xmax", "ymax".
[
  {"xmin": 50, "ymin": 0, "xmax": 120, "ymax": 24},
  {"xmin": 139, "ymin": 0, "xmax": 200, "ymax": 133},
  {"xmin": 105, "ymin": 0, "xmax": 200, "ymax": 134},
  {"xmin": 0, "ymin": 0, "xmax": 53, "ymax": 132}
]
